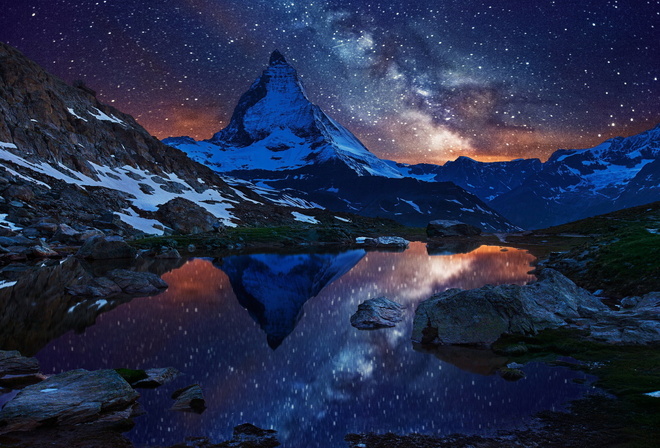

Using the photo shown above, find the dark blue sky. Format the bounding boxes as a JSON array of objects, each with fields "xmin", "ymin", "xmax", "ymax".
[{"xmin": 1, "ymin": 0, "xmax": 658, "ymax": 163}]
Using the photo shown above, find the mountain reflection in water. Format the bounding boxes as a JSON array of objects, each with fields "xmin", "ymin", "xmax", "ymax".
[{"xmin": 34, "ymin": 243, "xmax": 592, "ymax": 447}]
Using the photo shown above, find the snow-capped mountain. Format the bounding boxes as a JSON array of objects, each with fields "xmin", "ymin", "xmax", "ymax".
[
  {"xmin": 165, "ymin": 51, "xmax": 519, "ymax": 232},
  {"xmin": 0, "ymin": 42, "xmax": 328, "ymax": 236},
  {"xmin": 218, "ymin": 250, "xmax": 365, "ymax": 349},
  {"xmin": 167, "ymin": 50, "xmax": 402, "ymax": 178},
  {"xmin": 490, "ymin": 124, "xmax": 660, "ymax": 229}
]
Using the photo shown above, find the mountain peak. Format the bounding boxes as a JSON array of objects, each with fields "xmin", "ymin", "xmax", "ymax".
[{"xmin": 269, "ymin": 49, "xmax": 288, "ymax": 66}]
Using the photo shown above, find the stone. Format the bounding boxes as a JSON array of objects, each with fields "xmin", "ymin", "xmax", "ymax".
[
  {"xmin": 131, "ymin": 367, "xmax": 180, "ymax": 388},
  {"xmin": 350, "ymin": 297, "xmax": 404, "ymax": 330},
  {"xmin": 156, "ymin": 197, "xmax": 218, "ymax": 234},
  {"xmin": 355, "ymin": 236, "xmax": 409, "ymax": 249},
  {"xmin": 52, "ymin": 223, "xmax": 81, "ymax": 244},
  {"xmin": 0, "ymin": 369, "xmax": 140, "ymax": 434},
  {"xmin": 76, "ymin": 236, "xmax": 137, "ymax": 260},
  {"xmin": 170, "ymin": 384, "xmax": 206, "ymax": 414},
  {"xmin": 0, "ymin": 235, "xmax": 32, "ymax": 247},
  {"xmin": 224, "ymin": 423, "xmax": 281, "ymax": 447},
  {"xmin": 497, "ymin": 367, "xmax": 526, "ymax": 382},
  {"xmin": 426, "ymin": 220, "xmax": 482, "ymax": 237},
  {"xmin": 413, "ymin": 269, "xmax": 608, "ymax": 347},
  {"xmin": 3, "ymin": 185, "xmax": 35, "ymax": 203},
  {"xmin": 0, "ymin": 350, "xmax": 40, "ymax": 376},
  {"xmin": 141, "ymin": 246, "xmax": 181, "ymax": 259},
  {"xmin": 27, "ymin": 245, "xmax": 59, "ymax": 258}
]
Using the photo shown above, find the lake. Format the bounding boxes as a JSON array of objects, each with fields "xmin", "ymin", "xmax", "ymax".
[{"xmin": 9, "ymin": 242, "xmax": 593, "ymax": 446}]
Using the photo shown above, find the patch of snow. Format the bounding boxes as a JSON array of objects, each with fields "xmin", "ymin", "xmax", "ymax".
[
  {"xmin": 91, "ymin": 299, "xmax": 108, "ymax": 309},
  {"xmin": 66, "ymin": 108, "xmax": 88, "ymax": 122},
  {"xmin": 644, "ymin": 391, "xmax": 660, "ymax": 398},
  {"xmin": 115, "ymin": 210, "xmax": 165, "ymax": 236},
  {"xmin": 89, "ymin": 107, "xmax": 125, "ymax": 125},
  {"xmin": 445, "ymin": 199, "xmax": 463, "ymax": 205},
  {"xmin": 334, "ymin": 216, "xmax": 351, "ymax": 223},
  {"xmin": 399, "ymin": 198, "xmax": 421, "ymax": 213},
  {"xmin": 0, "ymin": 280, "xmax": 17, "ymax": 289},
  {"xmin": 646, "ymin": 228, "xmax": 659, "ymax": 235},
  {"xmin": 291, "ymin": 211, "xmax": 319, "ymax": 224},
  {"xmin": 0, "ymin": 214, "xmax": 21, "ymax": 230},
  {"xmin": 0, "ymin": 141, "xmax": 18, "ymax": 150},
  {"xmin": 40, "ymin": 388, "xmax": 58, "ymax": 393}
]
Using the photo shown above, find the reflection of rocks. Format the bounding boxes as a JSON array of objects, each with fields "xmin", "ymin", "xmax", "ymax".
[
  {"xmin": 426, "ymin": 220, "xmax": 482, "ymax": 237},
  {"xmin": 426, "ymin": 239, "xmax": 482, "ymax": 255},
  {"xmin": 219, "ymin": 250, "xmax": 365, "ymax": 349},
  {"xmin": 0, "ymin": 421, "xmax": 135, "ymax": 448},
  {"xmin": 0, "ymin": 351, "xmax": 39, "ymax": 376},
  {"xmin": 350, "ymin": 297, "xmax": 404, "ymax": 330},
  {"xmin": 221, "ymin": 423, "xmax": 281, "ymax": 447},
  {"xmin": 413, "ymin": 269, "xmax": 608, "ymax": 347},
  {"xmin": 0, "ymin": 369, "xmax": 140, "ymax": 434},
  {"xmin": 412, "ymin": 343, "xmax": 509, "ymax": 376},
  {"xmin": 171, "ymin": 384, "xmax": 206, "ymax": 414},
  {"xmin": 0, "ymin": 257, "xmax": 179, "ymax": 356}
]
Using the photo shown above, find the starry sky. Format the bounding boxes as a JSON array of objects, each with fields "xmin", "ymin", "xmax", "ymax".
[{"xmin": 1, "ymin": 0, "xmax": 659, "ymax": 164}]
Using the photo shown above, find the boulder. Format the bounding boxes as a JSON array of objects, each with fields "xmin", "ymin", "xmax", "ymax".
[
  {"xmin": 0, "ymin": 369, "xmax": 140, "ymax": 434},
  {"xmin": 170, "ymin": 384, "xmax": 206, "ymax": 414},
  {"xmin": 355, "ymin": 236, "xmax": 409, "ymax": 249},
  {"xmin": 156, "ymin": 197, "xmax": 218, "ymax": 234},
  {"xmin": 350, "ymin": 297, "xmax": 404, "ymax": 330},
  {"xmin": 141, "ymin": 246, "xmax": 181, "ymax": 259},
  {"xmin": 413, "ymin": 269, "xmax": 608, "ymax": 347},
  {"xmin": 426, "ymin": 220, "xmax": 482, "ymax": 237},
  {"xmin": 76, "ymin": 236, "xmax": 137, "ymax": 260},
  {"xmin": 3, "ymin": 185, "xmax": 35, "ymax": 203},
  {"xmin": 0, "ymin": 350, "xmax": 40, "ymax": 376}
]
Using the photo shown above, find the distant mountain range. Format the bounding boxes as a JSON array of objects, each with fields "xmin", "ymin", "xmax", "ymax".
[
  {"xmin": 167, "ymin": 51, "xmax": 658, "ymax": 230},
  {"xmin": 165, "ymin": 51, "xmax": 519, "ymax": 232}
]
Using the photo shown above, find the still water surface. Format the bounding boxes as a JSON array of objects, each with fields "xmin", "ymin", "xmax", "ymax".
[{"xmin": 35, "ymin": 243, "xmax": 591, "ymax": 447}]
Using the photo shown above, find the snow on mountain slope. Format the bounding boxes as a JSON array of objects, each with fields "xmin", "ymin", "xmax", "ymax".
[
  {"xmin": 490, "ymin": 124, "xmax": 660, "ymax": 229},
  {"xmin": 165, "ymin": 50, "xmax": 402, "ymax": 178},
  {"xmin": 0, "ymin": 42, "xmax": 326, "ymax": 236},
  {"xmin": 165, "ymin": 51, "xmax": 519, "ymax": 232}
]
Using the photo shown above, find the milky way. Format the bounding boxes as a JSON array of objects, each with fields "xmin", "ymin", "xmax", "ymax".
[{"xmin": 1, "ymin": 0, "xmax": 658, "ymax": 163}]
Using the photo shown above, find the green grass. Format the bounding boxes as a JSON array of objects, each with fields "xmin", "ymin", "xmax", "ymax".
[{"xmin": 494, "ymin": 329, "xmax": 660, "ymax": 446}]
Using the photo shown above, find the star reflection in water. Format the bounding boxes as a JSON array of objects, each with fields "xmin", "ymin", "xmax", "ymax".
[{"xmin": 35, "ymin": 243, "xmax": 592, "ymax": 447}]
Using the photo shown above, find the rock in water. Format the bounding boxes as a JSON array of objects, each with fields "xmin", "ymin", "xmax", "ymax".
[
  {"xmin": 355, "ymin": 236, "xmax": 409, "ymax": 249},
  {"xmin": 412, "ymin": 269, "xmax": 607, "ymax": 347},
  {"xmin": 171, "ymin": 384, "xmax": 206, "ymax": 414},
  {"xmin": 104, "ymin": 269, "xmax": 168, "ymax": 295},
  {"xmin": 225, "ymin": 423, "xmax": 281, "ymax": 447},
  {"xmin": 0, "ymin": 350, "xmax": 40, "ymax": 376},
  {"xmin": 0, "ymin": 369, "xmax": 140, "ymax": 434},
  {"xmin": 131, "ymin": 367, "xmax": 180, "ymax": 389},
  {"xmin": 76, "ymin": 236, "xmax": 137, "ymax": 260},
  {"xmin": 350, "ymin": 297, "xmax": 404, "ymax": 330},
  {"xmin": 426, "ymin": 220, "xmax": 482, "ymax": 237}
]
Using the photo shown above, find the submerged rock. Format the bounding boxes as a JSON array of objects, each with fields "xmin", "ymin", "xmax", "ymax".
[
  {"xmin": 132, "ymin": 367, "xmax": 180, "ymax": 389},
  {"xmin": 426, "ymin": 220, "xmax": 482, "ymax": 237},
  {"xmin": 171, "ymin": 384, "xmax": 206, "ymax": 414},
  {"xmin": 223, "ymin": 423, "xmax": 281, "ymax": 447},
  {"xmin": 413, "ymin": 269, "xmax": 607, "ymax": 347},
  {"xmin": 0, "ymin": 369, "xmax": 140, "ymax": 434},
  {"xmin": 350, "ymin": 297, "xmax": 404, "ymax": 330}
]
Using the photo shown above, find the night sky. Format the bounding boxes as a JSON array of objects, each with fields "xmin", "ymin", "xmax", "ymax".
[{"xmin": 1, "ymin": 0, "xmax": 658, "ymax": 164}]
